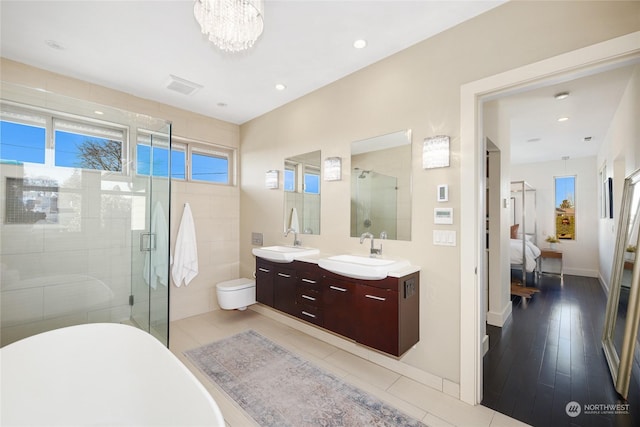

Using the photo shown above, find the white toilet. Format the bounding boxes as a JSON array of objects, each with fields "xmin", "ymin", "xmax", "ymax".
[{"xmin": 216, "ymin": 278, "xmax": 256, "ymax": 311}]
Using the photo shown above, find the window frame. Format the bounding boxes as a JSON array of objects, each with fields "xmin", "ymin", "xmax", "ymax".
[
  {"xmin": 174, "ymin": 135, "xmax": 237, "ymax": 186},
  {"xmin": 1, "ymin": 101, "xmax": 129, "ymax": 174}
]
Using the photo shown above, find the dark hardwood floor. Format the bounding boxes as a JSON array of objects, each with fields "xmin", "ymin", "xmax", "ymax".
[{"xmin": 482, "ymin": 274, "xmax": 639, "ymax": 427}]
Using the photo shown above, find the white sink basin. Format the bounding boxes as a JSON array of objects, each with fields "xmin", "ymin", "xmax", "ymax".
[
  {"xmin": 318, "ymin": 254, "xmax": 410, "ymax": 280},
  {"xmin": 252, "ymin": 245, "xmax": 319, "ymax": 263}
]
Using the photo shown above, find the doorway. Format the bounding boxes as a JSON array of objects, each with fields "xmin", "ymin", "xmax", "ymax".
[{"xmin": 459, "ymin": 32, "xmax": 640, "ymax": 405}]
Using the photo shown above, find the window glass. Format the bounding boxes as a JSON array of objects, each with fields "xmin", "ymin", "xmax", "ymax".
[
  {"xmin": 284, "ymin": 166, "xmax": 296, "ymax": 192},
  {"xmin": 54, "ymin": 119, "xmax": 124, "ymax": 171},
  {"xmin": 555, "ymin": 175, "xmax": 576, "ymax": 240},
  {"xmin": 55, "ymin": 130, "xmax": 122, "ymax": 171},
  {"xmin": 0, "ymin": 120, "xmax": 46, "ymax": 164},
  {"xmin": 304, "ymin": 172, "xmax": 320, "ymax": 194},
  {"xmin": 191, "ymin": 151, "xmax": 228, "ymax": 183}
]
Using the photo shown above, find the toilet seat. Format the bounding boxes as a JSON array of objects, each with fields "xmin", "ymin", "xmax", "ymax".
[{"xmin": 216, "ymin": 278, "xmax": 254, "ymax": 291}]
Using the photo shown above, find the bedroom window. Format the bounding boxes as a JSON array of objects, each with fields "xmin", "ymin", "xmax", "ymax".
[{"xmin": 555, "ymin": 175, "xmax": 576, "ymax": 240}]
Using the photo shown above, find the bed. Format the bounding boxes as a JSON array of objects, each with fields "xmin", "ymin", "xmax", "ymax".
[
  {"xmin": 0, "ymin": 323, "xmax": 225, "ymax": 426},
  {"xmin": 510, "ymin": 181, "xmax": 540, "ymax": 285},
  {"xmin": 510, "ymin": 236, "xmax": 541, "ymax": 273}
]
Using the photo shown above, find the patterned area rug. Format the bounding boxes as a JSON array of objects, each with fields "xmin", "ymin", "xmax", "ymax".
[{"xmin": 185, "ymin": 330, "xmax": 427, "ymax": 427}]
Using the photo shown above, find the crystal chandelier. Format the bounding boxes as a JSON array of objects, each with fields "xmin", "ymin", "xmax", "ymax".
[{"xmin": 194, "ymin": 0, "xmax": 264, "ymax": 53}]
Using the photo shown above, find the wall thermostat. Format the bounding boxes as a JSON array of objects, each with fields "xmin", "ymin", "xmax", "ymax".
[
  {"xmin": 434, "ymin": 207, "xmax": 454, "ymax": 224},
  {"xmin": 437, "ymin": 184, "xmax": 448, "ymax": 202}
]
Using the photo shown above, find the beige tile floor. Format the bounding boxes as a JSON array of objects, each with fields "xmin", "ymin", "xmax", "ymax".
[{"xmin": 170, "ymin": 309, "xmax": 529, "ymax": 427}]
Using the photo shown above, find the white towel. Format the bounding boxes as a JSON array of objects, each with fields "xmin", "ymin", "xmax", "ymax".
[
  {"xmin": 143, "ymin": 202, "xmax": 169, "ymax": 289},
  {"xmin": 171, "ymin": 203, "xmax": 199, "ymax": 287},
  {"xmin": 290, "ymin": 207, "xmax": 300, "ymax": 233}
]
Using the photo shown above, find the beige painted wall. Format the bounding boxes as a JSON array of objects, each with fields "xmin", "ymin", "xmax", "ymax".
[
  {"xmin": 239, "ymin": 1, "xmax": 640, "ymax": 384},
  {"xmin": 0, "ymin": 58, "xmax": 241, "ymax": 322}
]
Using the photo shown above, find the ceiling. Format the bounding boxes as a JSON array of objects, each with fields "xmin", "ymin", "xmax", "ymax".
[
  {"xmin": 0, "ymin": 0, "xmax": 504, "ymax": 125},
  {"xmin": 489, "ymin": 64, "xmax": 637, "ymax": 164},
  {"xmin": 1, "ymin": 1, "xmax": 635, "ymax": 165}
]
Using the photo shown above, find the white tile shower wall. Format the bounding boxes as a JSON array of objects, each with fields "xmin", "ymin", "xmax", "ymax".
[{"xmin": 170, "ymin": 181, "xmax": 240, "ymax": 321}]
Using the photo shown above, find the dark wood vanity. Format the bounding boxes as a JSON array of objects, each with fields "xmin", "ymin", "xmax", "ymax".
[{"xmin": 255, "ymin": 258, "xmax": 420, "ymax": 357}]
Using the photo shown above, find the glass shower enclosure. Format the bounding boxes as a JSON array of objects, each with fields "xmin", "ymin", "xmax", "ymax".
[{"xmin": 0, "ymin": 82, "xmax": 170, "ymax": 347}]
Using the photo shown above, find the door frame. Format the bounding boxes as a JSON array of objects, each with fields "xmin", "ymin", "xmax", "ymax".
[{"xmin": 459, "ymin": 31, "xmax": 640, "ymax": 405}]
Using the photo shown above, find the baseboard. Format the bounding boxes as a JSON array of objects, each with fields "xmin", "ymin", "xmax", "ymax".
[
  {"xmin": 564, "ymin": 268, "xmax": 599, "ymax": 278},
  {"xmin": 486, "ymin": 301, "xmax": 512, "ymax": 327}
]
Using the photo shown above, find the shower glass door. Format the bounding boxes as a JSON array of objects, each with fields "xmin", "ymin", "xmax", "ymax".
[
  {"xmin": 0, "ymin": 82, "xmax": 170, "ymax": 347},
  {"xmin": 131, "ymin": 128, "xmax": 171, "ymax": 346}
]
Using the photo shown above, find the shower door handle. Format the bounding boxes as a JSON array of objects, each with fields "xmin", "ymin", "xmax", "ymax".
[{"xmin": 140, "ymin": 233, "xmax": 156, "ymax": 252}]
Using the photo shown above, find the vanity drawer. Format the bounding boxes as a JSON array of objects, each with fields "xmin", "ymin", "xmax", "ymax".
[
  {"xmin": 296, "ymin": 266, "xmax": 322, "ymax": 291},
  {"xmin": 295, "ymin": 304, "xmax": 323, "ymax": 326},
  {"xmin": 296, "ymin": 289, "xmax": 321, "ymax": 307}
]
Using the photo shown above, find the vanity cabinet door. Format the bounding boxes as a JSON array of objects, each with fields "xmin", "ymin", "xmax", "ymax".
[
  {"xmin": 274, "ymin": 266, "xmax": 297, "ymax": 316},
  {"xmin": 322, "ymin": 278, "xmax": 356, "ymax": 340},
  {"xmin": 255, "ymin": 259, "xmax": 274, "ymax": 307},
  {"xmin": 355, "ymin": 283, "xmax": 399, "ymax": 356}
]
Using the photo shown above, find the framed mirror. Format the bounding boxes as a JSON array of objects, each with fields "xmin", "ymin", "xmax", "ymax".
[
  {"xmin": 284, "ymin": 150, "xmax": 321, "ymax": 235},
  {"xmin": 602, "ymin": 167, "xmax": 640, "ymax": 399},
  {"xmin": 350, "ymin": 130, "xmax": 412, "ymax": 241}
]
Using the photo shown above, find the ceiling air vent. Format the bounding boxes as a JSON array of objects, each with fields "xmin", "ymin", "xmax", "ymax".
[{"xmin": 166, "ymin": 75, "xmax": 203, "ymax": 95}]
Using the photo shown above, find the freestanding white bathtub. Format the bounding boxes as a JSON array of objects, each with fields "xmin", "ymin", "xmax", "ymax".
[{"xmin": 0, "ymin": 323, "xmax": 224, "ymax": 426}]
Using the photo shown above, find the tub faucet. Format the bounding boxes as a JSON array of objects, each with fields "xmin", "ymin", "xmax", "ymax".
[
  {"xmin": 360, "ymin": 232, "xmax": 382, "ymax": 257},
  {"xmin": 285, "ymin": 228, "xmax": 302, "ymax": 247}
]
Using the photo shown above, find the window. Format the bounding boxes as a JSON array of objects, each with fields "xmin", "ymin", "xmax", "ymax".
[
  {"xmin": 191, "ymin": 149, "xmax": 229, "ymax": 183},
  {"xmin": 303, "ymin": 167, "xmax": 320, "ymax": 194},
  {"xmin": 0, "ymin": 110, "xmax": 47, "ymax": 164},
  {"xmin": 284, "ymin": 162, "xmax": 296, "ymax": 192},
  {"xmin": 54, "ymin": 119, "xmax": 125, "ymax": 171},
  {"xmin": 555, "ymin": 175, "xmax": 576, "ymax": 240},
  {"xmin": 136, "ymin": 132, "xmax": 185, "ymax": 179}
]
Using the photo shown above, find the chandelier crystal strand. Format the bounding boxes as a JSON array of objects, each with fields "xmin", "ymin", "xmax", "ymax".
[{"xmin": 194, "ymin": 0, "xmax": 264, "ymax": 53}]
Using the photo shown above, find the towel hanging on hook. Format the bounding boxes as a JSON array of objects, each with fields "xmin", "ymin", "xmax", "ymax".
[{"xmin": 172, "ymin": 203, "xmax": 199, "ymax": 287}]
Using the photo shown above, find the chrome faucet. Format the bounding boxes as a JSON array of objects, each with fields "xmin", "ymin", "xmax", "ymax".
[
  {"xmin": 360, "ymin": 232, "xmax": 382, "ymax": 257},
  {"xmin": 285, "ymin": 228, "xmax": 302, "ymax": 247}
]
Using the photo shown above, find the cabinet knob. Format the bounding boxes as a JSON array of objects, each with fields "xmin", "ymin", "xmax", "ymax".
[
  {"xmin": 301, "ymin": 278, "xmax": 317, "ymax": 284},
  {"xmin": 329, "ymin": 285, "xmax": 347, "ymax": 292},
  {"xmin": 365, "ymin": 294, "xmax": 386, "ymax": 301},
  {"xmin": 277, "ymin": 273, "xmax": 291, "ymax": 278},
  {"xmin": 301, "ymin": 311, "xmax": 316, "ymax": 318},
  {"xmin": 302, "ymin": 295, "xmax": 316, "ymax": 301}
]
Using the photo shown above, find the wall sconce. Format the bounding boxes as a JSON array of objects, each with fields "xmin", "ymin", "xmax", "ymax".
[
  {"xmin": 323, "ymin": 157, "xmax": 342, "ymax": 181},
  {"xmin": 265, "ymin": 170, "xmax": 279, "ymax": 189},
  {"xmin": 423, "ymin": 135, "xmax": 450, "ymax": 169}
]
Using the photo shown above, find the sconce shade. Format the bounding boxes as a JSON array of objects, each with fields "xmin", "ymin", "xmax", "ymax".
[
  {"xmin": 324, "ymin": 157, "xmax": 342, "ymax": 181},
  {"xmin": 423, "ymin": 135, "xmax": 450, "ymax": 169},
  {"xmin": 265, "ymin": 170, "xmax": 279, "ymax": 189}
]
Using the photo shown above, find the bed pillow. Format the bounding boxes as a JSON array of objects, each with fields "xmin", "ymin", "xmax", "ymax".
[{"xmin": 510, "ymin": 224, "xmax": 519, "ymax": 239}]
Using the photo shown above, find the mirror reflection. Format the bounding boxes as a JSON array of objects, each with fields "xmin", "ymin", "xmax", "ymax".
[
  {"xmin": 602, "ymin": 167, "xmax": 640, "ymax": 399},
  {"xmin": 350, "ymin": 130, "xmax": 412, "ymax": 241},
  {"xmin": 284, "ymin": 150, "xmax": 321, "ymax": 235}
]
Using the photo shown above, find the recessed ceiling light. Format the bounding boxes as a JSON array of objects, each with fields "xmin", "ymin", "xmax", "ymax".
[
  {"xmin": 557, "ymin": 117, "xmax": 569, "ymax": 122},
  {"xmin": 275, "ymin": 83, "xmax": 286, "ymax": 91},
  {"xmin": 554, "ymin": 92, "xmax": 570, "ymax": 100},
  {"xmin": 94, "ymin": 110, "xmax": 104, "ymax": 115},
  {"xmin": 353, "ymin": 39, "xmax": 367, "ymax": 49},
  {"xmin": 45, "ymin": 39, "xmax": 65, "ymax": 50}
]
